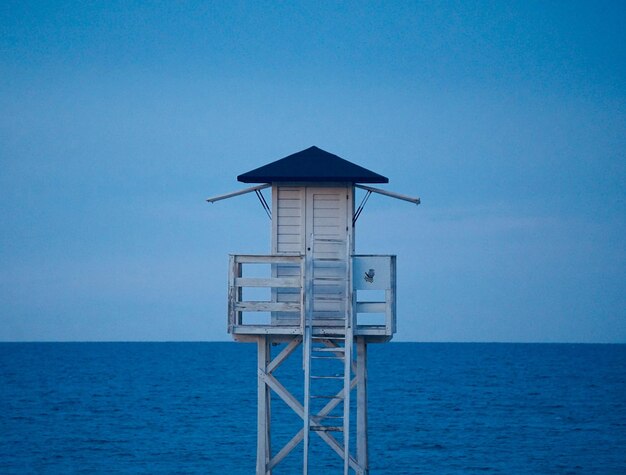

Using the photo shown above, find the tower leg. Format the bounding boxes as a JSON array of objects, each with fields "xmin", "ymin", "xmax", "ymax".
[
  {"xmin": 257, "ymin": 336, "xmax": 271, "ymax": 475},
  {"xmin": 356, "ymin": 337, "xmax": 369, "ymax": 474}
]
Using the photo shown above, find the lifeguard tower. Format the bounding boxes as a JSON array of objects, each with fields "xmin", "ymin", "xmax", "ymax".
[{"xmin": 207, "ymin": 146, "xmax": 419, "ymax": 475}]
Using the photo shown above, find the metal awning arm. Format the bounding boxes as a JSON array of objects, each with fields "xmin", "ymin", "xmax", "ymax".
[
  {"xmin": 206, "ymin": 183, "xmax": 271, "ymax": 203},
  {"xmin": 355, "ymin": 184, "xmax": 420, "ymax": 205}
]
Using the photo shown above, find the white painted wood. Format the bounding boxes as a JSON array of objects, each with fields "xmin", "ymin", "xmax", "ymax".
[
  {"xmin": 229, "ymin": 182, "xmax": 400, "ymax": 474},
  {"xmin": 353, "ymin": 256, "xmax": 392, "ymax": 290},
  {"xmin": 274, "ymin": 186, "xmax": 305, "ymax": 254},
  {"xmin": 229, "ymin": 255, "xmax": 305, "ymax": 335},
  {"xmin": 344, "ymin": 239, "xmax": 353, "ymax": 475},
  {"xmin": 228, "ymin": 255, "xmax": 236, "ymax": 332},
  {"xmin": 230, "ymin": 323, "xmax": 394, "ymax": 337},
  {"xmin": 389, "ymin": 255, "xmax": 397, "ymax": 335},
  {"xmin": 272, "ymin": 186, "xmax": 305, "ymax": 324},
  {"xmin": 269, "ymin": 428, "xmax": 304, "ymax": 470},
  {"xmin": 270, "ymin": 374, "xmax": 362, "ymax": 472},
  {"xmin": 231, "ymin": 325, "xmax": 302, "ymax": 335},
  {"xmin": 234, "ymin": 277, "xmax": 300, "ymax": 288},
  {"xmin": 343, "ymin": 331, "xmax": 352, "ymax": 475},
  {"xmin": 266, "ymin": 337, "xmax": 301, "ymax": 373},
  {"xmin": 261, "ymin": 371, "xmax": 304, "ymax": 418},
  {"xmin": 270, "ymin": 185, "xmax": 355, "ymax": 329},
  {"xmin": 234, "ymin": 254, "xmax": 301, "ymax": 264},
  {"xmin": 256, "ymin": 332, "xmax": 367, "ymax": 474},
  {"xmin": 306, "ymin": 187, "xmax": 350, "ymax": 323},
  {"xmin": 356, "ymin": 338, "xmax": 369, "ymax": 474},
  {"xmin": 257, "ymin": 336, "xmax": 270, "ymax": 475},
  {"xmin": 266, "ymin": 340, "xmax": 272, "ymax": 475},
  {"xmin": 234, "ymin": 302, "xmax": 300, "ymax": 312},
  {"xmin": 355, "ymin": 302, "xmax": 386, "ymax": 313},
  {"xmin": 351, "ymin": 255, "xmax": 396, "ymax": 336},
  {"xmin": 302, "ymin": 325, "xmax": 311, "ymax": 475},
  {"xmin": 302, "ymin": 232, "xmax": 355, "ymax": 474}
]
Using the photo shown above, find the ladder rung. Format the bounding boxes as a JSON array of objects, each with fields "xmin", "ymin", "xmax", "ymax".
[
  {"xmin": 312, "ymin": 336, "xmax": 345, "ymax": 341},
  {"xmin": 311, "ymin": 355, "xmax": 344, "ymax": 360},
  {"xmin": 313, "ymin": 414, "xmax": 344, "ymax": 419},
  {"xmin": 312, "ymin": 346, "xmax": 345, "ymax": 352},
  {"xmin": 310, "ymin": 425, "xmax": 343, "ymax": 432}
]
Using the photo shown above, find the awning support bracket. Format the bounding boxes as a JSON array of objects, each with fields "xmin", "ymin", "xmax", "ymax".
[
  {"xmin": 352, "ymin": 190, "xmax": 372, "ymax": 225},
  {"xmin": 255, "ymin": 188, "xmax": 272, "ymax": 220}
]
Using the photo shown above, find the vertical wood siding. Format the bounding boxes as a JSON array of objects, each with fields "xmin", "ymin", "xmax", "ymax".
[
  {"xmin": 274, "ymin": 187, "xmax": 305, "ymax": 322},
  {"xmin": 276, "ymin": 187, "xmax": 304, "ymax": 254}
]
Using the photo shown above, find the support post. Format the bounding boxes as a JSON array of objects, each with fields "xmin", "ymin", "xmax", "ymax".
[
  {"xmin": 257, "ymin": 336, "xmax": 271, "ymax": 475},
  {"xmin": 356, "ymin": 337, "xmax": 369, "ymax": 474}
]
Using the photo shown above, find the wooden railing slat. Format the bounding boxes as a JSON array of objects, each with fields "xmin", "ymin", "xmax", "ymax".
[
  {"xmin": 235, "ymin": 277, "xmax": 301, "ymax": 288},
  {"xmin": 235, "ymin": 302, "xmax": 301, "ymax": 312},
  {"xmin": 355, "ymin": 302, "xmax": 387, "ymax": 313}
]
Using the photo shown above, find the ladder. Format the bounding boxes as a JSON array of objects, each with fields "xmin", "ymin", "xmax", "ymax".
[{"xmin": 303, "ymin": 237, "xmax": 353, "ymax": 475}]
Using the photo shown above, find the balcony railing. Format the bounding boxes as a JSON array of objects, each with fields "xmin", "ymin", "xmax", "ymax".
[
  {"xmin": 227, "ymin": 254, "xmax": 396, "ymax": 339},
  {"xmin": 228, "ymin": 254, "xmax": 305, "ymax": 334},
  {"xmin": 352, "ymin": 255, "xmax": 397, "ymax": 336}
]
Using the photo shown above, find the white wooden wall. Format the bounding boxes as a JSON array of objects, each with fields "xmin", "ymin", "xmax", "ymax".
[
  {"xmin": 275, "ymin": 187, "xmax": 306, "ymax": 254},
  {"xmin": 272, "ymin": 187, "xmax": 305, "ymax": 323}
]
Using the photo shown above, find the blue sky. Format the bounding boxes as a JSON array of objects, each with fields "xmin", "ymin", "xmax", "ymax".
[{"xmin": 1, "ymin": 1, "xmax": 624, "ymax": 342}]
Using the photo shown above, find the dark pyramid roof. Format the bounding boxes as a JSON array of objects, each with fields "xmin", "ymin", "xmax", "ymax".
[{"xmin": 237, "ymin": 146, "xmax": 389, "ymax": 184}]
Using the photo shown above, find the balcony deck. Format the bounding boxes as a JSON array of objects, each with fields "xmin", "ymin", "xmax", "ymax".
[{"xmin": 228, "ymin": 254, "xmax": 396, "ymax": 343}]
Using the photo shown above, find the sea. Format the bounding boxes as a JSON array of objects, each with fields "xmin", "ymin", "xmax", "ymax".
[{"xmin": 1, "ymin": 342, "xmax": 625, "ymax": 474}]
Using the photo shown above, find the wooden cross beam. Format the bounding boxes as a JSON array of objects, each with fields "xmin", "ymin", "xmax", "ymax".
[
  {"xmin": 257, "ymin": 336, "xmax": 365, "ymax": 475},
  {"xmin": 265, "ymin": 376, "xmax": 360, "ymax": 472}
]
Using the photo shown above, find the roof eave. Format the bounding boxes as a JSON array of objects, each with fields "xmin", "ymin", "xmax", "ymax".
[{"xmin": 238, "ymin": 175, "xmax": 389, "ymax": 184}]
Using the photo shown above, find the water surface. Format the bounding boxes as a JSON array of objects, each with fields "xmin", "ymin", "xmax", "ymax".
[{"xmin": 1, "ymin": 342, "xmax": 624, "ymax": 474}]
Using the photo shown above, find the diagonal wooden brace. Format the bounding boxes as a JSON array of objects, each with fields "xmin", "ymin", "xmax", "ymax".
[{"xmin": 260, "ymin": 370, "xmax": 363, "ymax": 474}]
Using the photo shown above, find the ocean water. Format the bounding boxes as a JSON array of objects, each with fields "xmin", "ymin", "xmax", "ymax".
[{"xmin": 1, "ymin": 342, "xmax": 625, "ymax": 474}]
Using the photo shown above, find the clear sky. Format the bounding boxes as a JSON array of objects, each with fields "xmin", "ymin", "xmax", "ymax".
[{"xmin": 1, "ymin": 1, "xmax": 624, "ymax": 342}]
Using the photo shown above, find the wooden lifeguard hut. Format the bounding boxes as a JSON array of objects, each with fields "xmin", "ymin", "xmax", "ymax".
[{"xmin": 207, "ymin": 146, "xmax": 419, "ymax": 475}]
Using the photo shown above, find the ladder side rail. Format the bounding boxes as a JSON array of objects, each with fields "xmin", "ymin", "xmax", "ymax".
[
  {"xmin": 343, "ymin": 331, "xmax": 352, "ymax": 475},
  {"xmin": 303, "ymin": 325, "xmax": 311, "ymax": 475},
  {"xmin": 343, "ymin": 239, "xmax": 353, "ymax": 475},
  {"xmin": 302, "ymin": 234, "xmax": 315, "ymax": 475},
  {"xmin": 300, "ymin": 255, "xmax": 306, "ymax": 334},
  {"xmin": 392, "ymin": 255, "xmax": 397, "ymax": 334}
]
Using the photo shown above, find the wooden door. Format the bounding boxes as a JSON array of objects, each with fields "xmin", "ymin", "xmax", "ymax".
[{"xmin": 305, "ymin": 187, "xmax": 350, "ymax": 325}]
